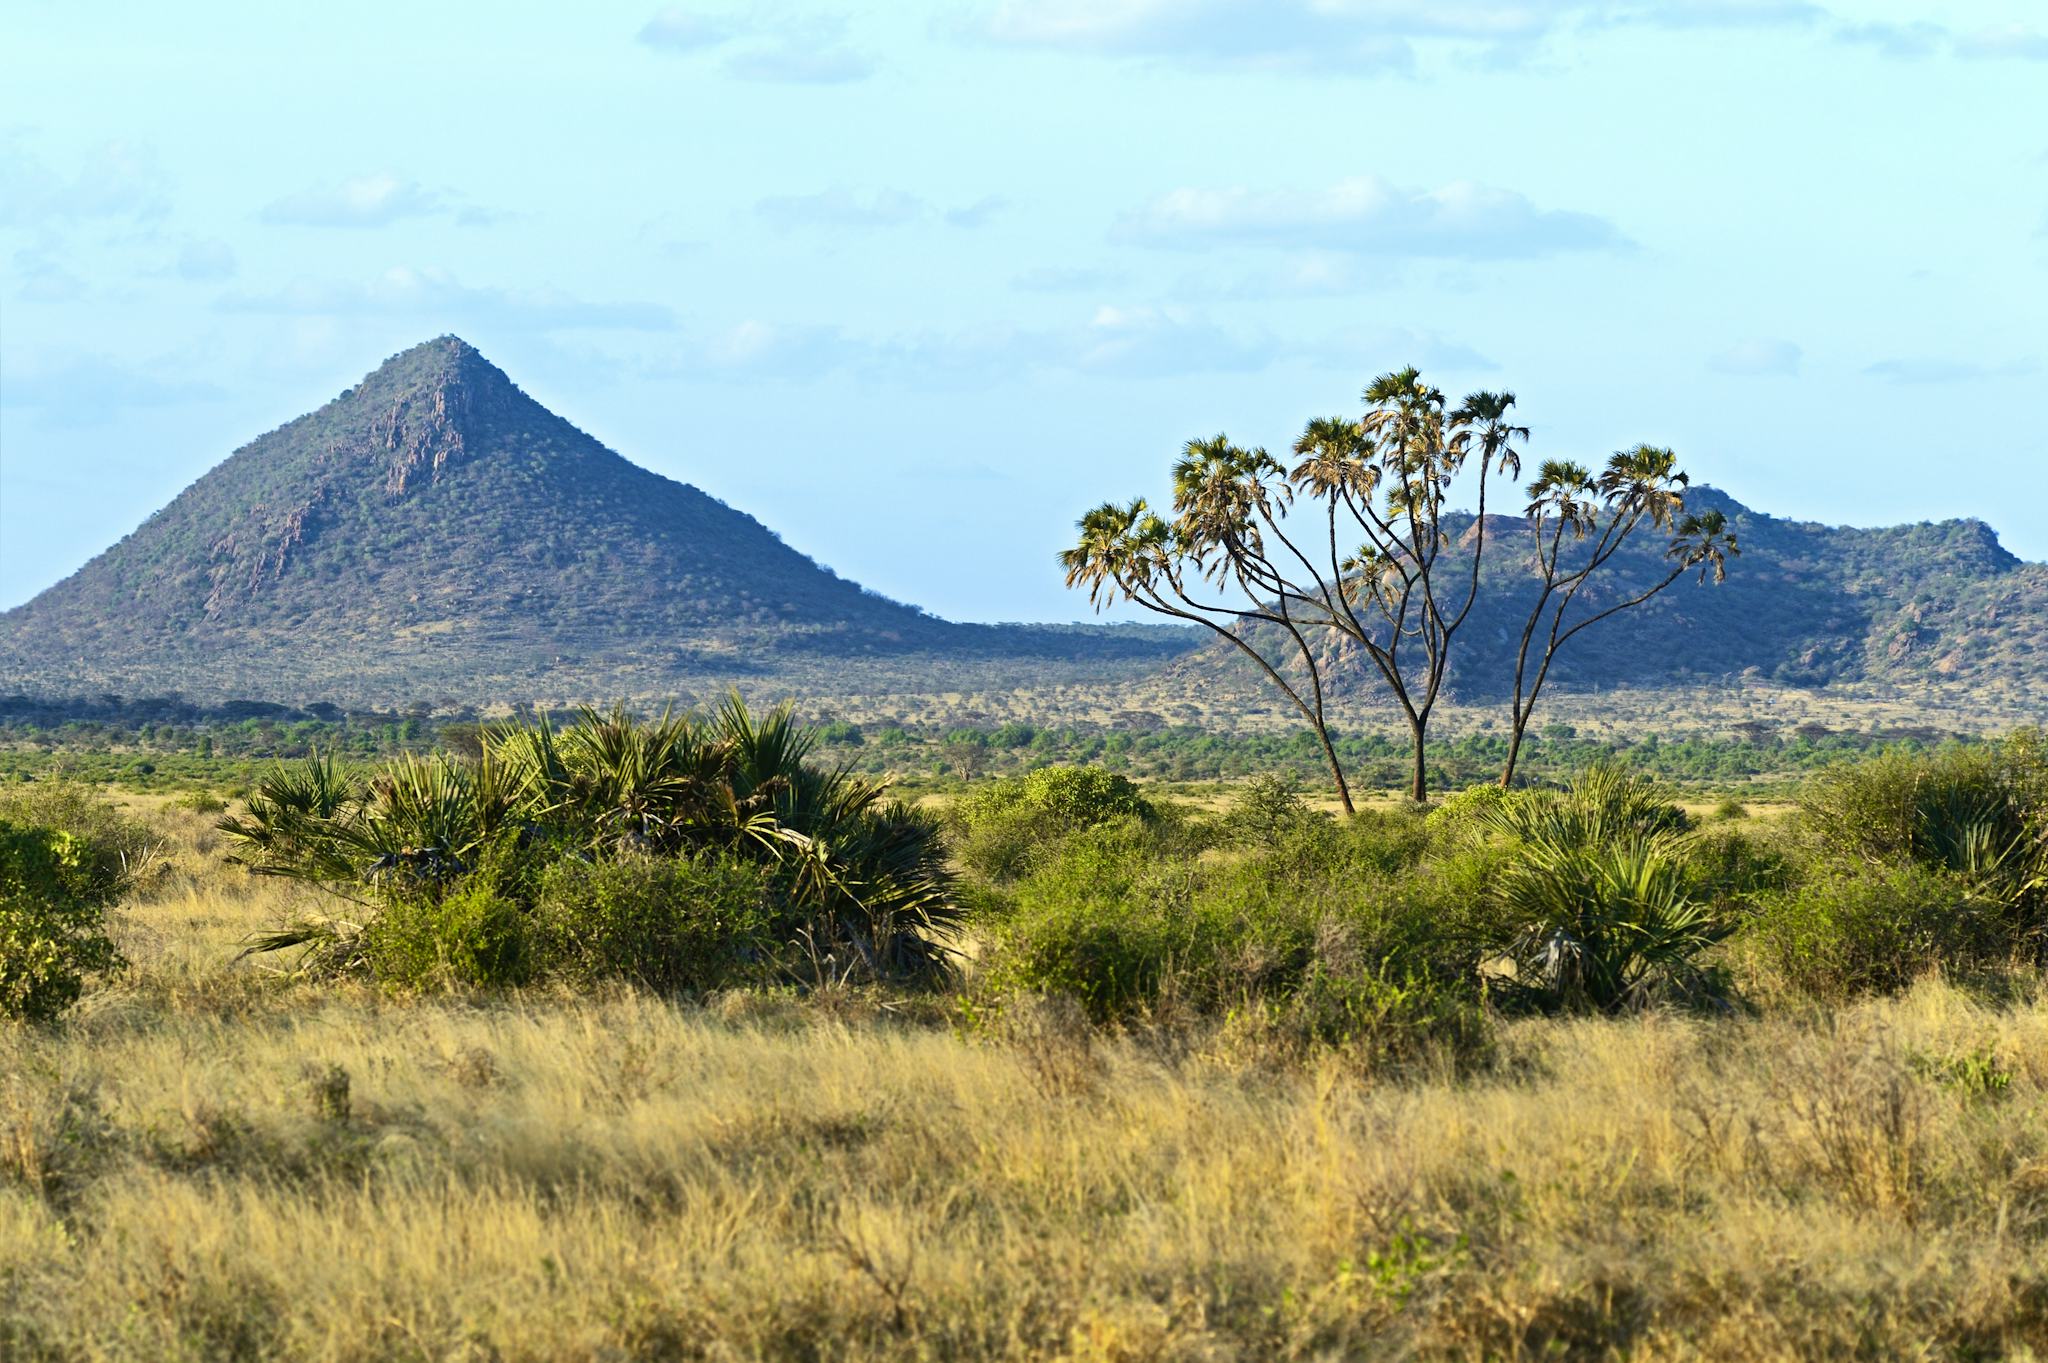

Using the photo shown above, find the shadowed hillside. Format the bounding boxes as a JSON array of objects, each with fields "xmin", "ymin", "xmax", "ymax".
[
  {"xmin": 0, "ymin": 337, "xmax": 1191, "ymax": 705},
  {"xmin": 1175, "ymin": 486, "xmax": 2048, "ymax": 704}
]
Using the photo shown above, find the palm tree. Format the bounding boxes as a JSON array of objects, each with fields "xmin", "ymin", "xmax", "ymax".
[{"xmin": 1497, "ymin": 448, "xmax": 1738, "ymax": 786}]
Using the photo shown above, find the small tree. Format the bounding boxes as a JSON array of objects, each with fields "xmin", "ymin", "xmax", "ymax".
[
  {"xmin": 1062, "ymin": 368, "xmax": 1521, "ymax": 805},
  {"xmin": 1063, "ymin": 370, "xmax": 1734, "ymax": 805},
  {"xmin": 1499, "ymin": 449, "xmax": 1738, "ymax": 786}
]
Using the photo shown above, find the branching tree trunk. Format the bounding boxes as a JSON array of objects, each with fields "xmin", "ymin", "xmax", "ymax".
[
  {"xmin": 1498, "ymin": 450, "xmax": 1739, "ymax": 787},
  {"xmin": 1061, "ymin": 369, "xmax": 1525, "ymax": 806}
]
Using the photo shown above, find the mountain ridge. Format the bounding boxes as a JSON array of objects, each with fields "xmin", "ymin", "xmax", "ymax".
[{"xmin": 2, "ymin": 337, "xmax": 2042, "ymax": 711}]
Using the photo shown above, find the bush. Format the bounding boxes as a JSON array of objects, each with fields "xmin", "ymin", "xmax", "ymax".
[
  {"xmin": 0, "ymin": 819, "xmax": 126, "ymax": 1022},
  {"xmin": 955, "ymin": 765, "xmax": 1158, "ymax": 883},
  {"xmin": 1799, "ymin": 734, "xmax": 2046, "ymax": 920},
  {"xmin": 974, "ymin": 819, "xmax": 1490, "ymax": 1060},
  {"xmin": 365, "ymin": 878, "xmax": 534, "ymax": 989},
  {"xmin": 1223, "ymin": 773, "xmax": 1316, "ymax": 849},
  {"xmin": 533, "ymin": 853, "xmax": 775, "ymax": 992},
  {"xmin": 1479, "ymin": 766, "xmax": 1727, "ymax": 1013},
  {"xmin": 1740, "ymin": 859, "xmax": 1987, "ymax": 1001}
]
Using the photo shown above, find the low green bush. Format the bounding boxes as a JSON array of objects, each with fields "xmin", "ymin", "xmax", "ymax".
[
  {"xmin": 365, "ymin": 878, "xmax": 535, "ymax": 989},
  {"xmin": 955, "ymin": 765, "xmax": 1161, "ymax": 884},
  {"xmin": 0, "ymin": 816, "xmax": 129, "ymax": 1022},
  {"xmin": 1740, "ymin": 859, "xmax": 1987, "ymax": 1000},
  {"xmin": 533, "ymin": 853, "xmax": 775, "ymax": 992},
  {"xmin": 973, "ymin": 819, "xmax": 1490, "ymax": 1059}
]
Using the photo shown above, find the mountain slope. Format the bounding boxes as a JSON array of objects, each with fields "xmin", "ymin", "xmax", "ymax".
[
  {"xmin": 1176, "ymin": 486, "xmax": 2048, "ymax": 701},
  {"xmin": 0, "ymin": 337, "xmax": 1177, "ymax": 703}
]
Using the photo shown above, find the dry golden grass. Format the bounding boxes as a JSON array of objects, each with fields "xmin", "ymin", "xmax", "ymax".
[{"xmin": 7, "ymin": 829, "xmax": 2048, "ymax": 1359}]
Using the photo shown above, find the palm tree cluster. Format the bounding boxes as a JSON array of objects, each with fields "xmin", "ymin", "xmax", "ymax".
[
  {"xmin": 1061, "ymin": 367, "xmax": 1738, "ymax": 804},
  {"xmin": 219, "ymin": 697, "xmax": 960, "ymax": 982}
]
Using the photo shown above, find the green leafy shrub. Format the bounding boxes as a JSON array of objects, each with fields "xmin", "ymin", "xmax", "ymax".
[
  {"xmin": 1223, "ymin": 773, "xmax": 1317, "ymax": 849},
  {"xmin": 533, "ymin": 853, "xmax": 775, "ymax": 992},
  {"xmin": 955, "ymin": 765, "xmax": 1158, "ymax": 883},
  {"xmin": 1740, "ymin": 859, "xmax": 1984, "ymax": 1001},
  {"xmin": 365, "ymin": 878, "xmax": 534, "ymax": 989},
  {"xmin": 974, "ymin": 819, "xmax": 1489, "ymax": 1059},
  {"xmin": 1799, "ymin": 733, "xmax": 2046, "ymax": 919},
  {"xmin": 0, "ymin": 819, "xmax": 127, "ymax": 1022},
  {"xmin": 221, "ymin": 699, "xmax": 960, "ymax": 986}
]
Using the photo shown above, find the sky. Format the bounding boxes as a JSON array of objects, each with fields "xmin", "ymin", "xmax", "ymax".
[{"xmin": 2, "ymin": 0, "xmax": 2044, "ymax": 623}]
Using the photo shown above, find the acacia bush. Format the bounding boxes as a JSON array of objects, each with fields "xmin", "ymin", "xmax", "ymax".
[
  {"xmin": 971, "ymin": 813, "xmax": 1491, "ymax": 1060},
  {"xmin": 953, "ymin": 765, "xmax": 1163, "ymax": 883}
]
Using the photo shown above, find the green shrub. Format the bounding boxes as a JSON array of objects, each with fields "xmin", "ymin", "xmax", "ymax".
[
  {"xmin": 534, "ymin": 853, "xmax": 775, "ymax": 992},
  {"xmin": 1489, "ymin": 833, "xmax": 1730, "ymax": 1012},
  {"xmin": 223, "ymin": 700, "xmax": 960, "ymax": 985},
  {"xmin": 955, "ymin": 765, "xmax": 1158, "ymax": 883},
  {"xmin": 0, "ymin": 819, "xmax": 126, "ymax": 1022},
  {"xmin": 1740, "ymin": 859, "xmax": 1987, "ymax": 1001},
  {"xmin": 1799, "ymin": 734, "xmax": 2046, "ymax": 920},
  {"xmin": 364, "ymin": 879, "xmax": 534, "ymax": 989},
  {"xmin": 1224, "ymin": 773, "xmax": 1316, "ymax": 848},
  {"xmin": 0, "ymin": 779, "xmax": 158, "ymax": 898},
  {"xmin": 1479, "ymin": 767, "xmax": 1727, "ymax": 1013},
  {"xmin": 974, "ymin": 820, "xmax": 1490, "ymax": 1060}
]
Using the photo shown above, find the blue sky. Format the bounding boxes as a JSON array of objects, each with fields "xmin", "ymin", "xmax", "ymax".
[{"xmin": 2, "ymin": 0, "xmax": 2044, "ymax": 622}]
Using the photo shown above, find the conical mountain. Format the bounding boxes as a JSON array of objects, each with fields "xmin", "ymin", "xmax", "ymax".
[{"xmin": 0, "ymin": 337, "xmax": 987, "ymax": 704}]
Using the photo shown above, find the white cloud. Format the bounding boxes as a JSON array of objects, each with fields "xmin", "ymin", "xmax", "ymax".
[
  {"xmin": 689, "ymin": 305, "xmax": 1495, "ymax": 385},
  {"xmin": 724, "ymin": 42, "xmax": 874, "ymax": 82},
  {"xmin": 1012, "ymin": 265, "xmax": 1129, "ymax": 292},
  {"xmin": 0, "ymin": 354, "xmax": 223, "ymax": 423},
  {"xmin": 1833, "ymin": 20, "xmax": 1946, "ymax": 58},
  {"xmin": 636, "ymin": 8, "xmax": 875, "ymax": 83},
  {"xmin": 217, "ymin": 267, "xmax": 677, "ymax": 333},
  {"xmin": 1118, "ymin": 176, "xmax": 1626, "ymax": 259},
  {"xmin": 261, "ymin": 174, "xmax": 446, "ymax": 228},
  {"xmin": 0, "ymin": 137, "xmax": 170, "ymax": 226},
  {"xmin": 756, "ymin": 187, "xmax": 927, "ymax": 228},
  {"xmin": 175, "ymin": 239, "xmax": 238, "ymax": 281},
  {"xmin": 1710, "ymin": 338, "xmax": 1803, "ymax": 376},
  {"xmin": 754, "ymin": 187, "xmax": 1009, "ymax": 230},
  {"xmin": 636, "ymin": 8, "xmax": 733, "ymax": 51}
]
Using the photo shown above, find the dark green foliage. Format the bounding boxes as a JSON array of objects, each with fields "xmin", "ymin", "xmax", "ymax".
[
  {"xmin": 954, "ymin": 765, "xmax": 1160, "ymax": 884},
  {"xmin": 1742, "ymin": 861, "xmax": 1983, "ymax": 1001},
  {"xmin": 220, "ymin": 698, "xmax": 960, "ymax": 987},
  {"xmin": 532, "ymin": 854, "xmax": 774, "ymax": 993},
  {"xmin": 364, "ymin": 878, "xmax": 535, "ymax": 989},
  {"xmin": 0, "ymin": 783, "xmax": 149, "ymax": 1020},
  {"xmin": 1798, "ymin": 732, "xmax": 2046, "ymax": 918},
  {"xmin": 973, "ymin": 814, "xmax": 1490, "ymax": 1059},
  {"xmin": 1737, "ymin": 731, "xmax": 2048, "ymax": 998},
  {"xmin": 1477, "ymin": 766, "xmax": 1727, "ymax": 1012},
  {"xmin": 1222, "ymin": 773, "xmax": 1316, "ymax": 849}
]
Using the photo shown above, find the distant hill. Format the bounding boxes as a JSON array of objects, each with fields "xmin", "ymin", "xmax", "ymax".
[
  {"xmin": 1174, "ymin": 487, "xmax": 2048, "ymax": 703},
  {"xmin": 2, "ymin": 336, "xmax": 2041, "ymax": 717},
  {"xmin": 0, "ymin": 337, "xmax": 1187, "ymax": 706}
]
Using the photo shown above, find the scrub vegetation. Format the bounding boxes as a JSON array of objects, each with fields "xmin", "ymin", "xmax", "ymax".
[{"xmin": 4, "ymin": 716, "xmax": 2047, "ymax": 1358}]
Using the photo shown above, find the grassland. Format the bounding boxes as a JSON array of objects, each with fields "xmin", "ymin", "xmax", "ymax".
[{"xmin": 5, "ymin": 793, "xmax": 2048, "ymax": 1361}]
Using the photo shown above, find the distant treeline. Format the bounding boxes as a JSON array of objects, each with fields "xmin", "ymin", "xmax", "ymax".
[{"xmin": 0, "ymin": 693, "xmax": 1985, "ymax": 794}]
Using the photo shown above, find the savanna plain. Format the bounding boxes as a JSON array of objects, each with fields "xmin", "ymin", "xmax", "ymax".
[{"xmin": 5, "ymin": 712, "xmax": 2048, "ymax": 1363}]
